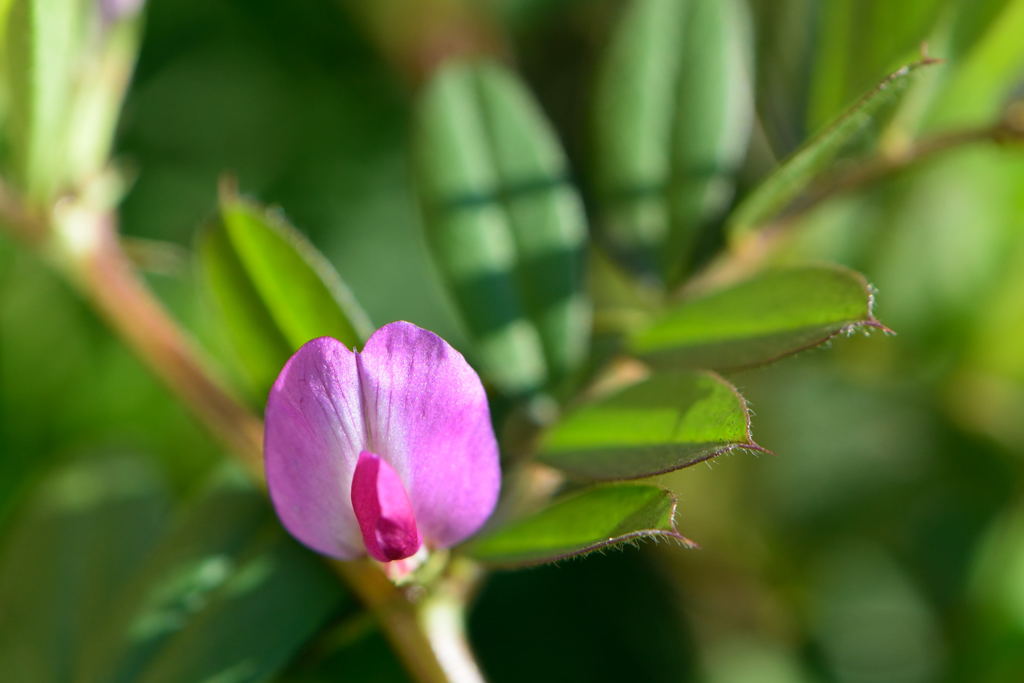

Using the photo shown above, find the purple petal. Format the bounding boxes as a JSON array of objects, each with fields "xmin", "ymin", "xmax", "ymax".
[
  {"xmin": 357, "ymin": 321, "xmax": 501, "ymax": 549},
  {"xmin": 264, "ymin": 337, "xmax": 366, "ymax": 559},
  {"xmin": 351, "ymin": 451, "xmax": 422, "ymax": 562},
  {"xmin": 99, "ymin": 0, "xmax": 144, "ymax": 23}
]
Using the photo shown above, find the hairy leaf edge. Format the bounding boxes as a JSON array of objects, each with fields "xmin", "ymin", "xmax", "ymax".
[
  {"xmin": 539, "ymin": 369, "xmax": 771, "ymax": 480},
  {"xmin": 464, "ymin": 486, "xmax": 697, "ymax": 569}
]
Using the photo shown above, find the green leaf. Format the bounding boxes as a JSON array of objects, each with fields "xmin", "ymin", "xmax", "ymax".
[
  {"xmin": 629, "ymin": 265, "xmax": 887, "ymax": 370},
  {"xmin": 538, "ymin": 370, "xmax": 761, "ymax": 480},
  {"xmin": 415, "ymin": 62, "xmax": 546, "ymax": 396},
  {"xmin": 966, "ymin": 504, "xmax": 1024, "ymax": 677},
  {"xmin": 926, "ymin": 0, "xmax": 1024, "ymax": 129},
  {"xmin": 806, "ymin": 0, "xmax": 944, "ymax": 132},
  {"xmin": 415, "ymin": 59, "xmax": 590, "ymax": 395},
  {"xmin": 472, "ymin": 61, "xmax": 590, "ymax": 386},
  {"xmin": 592, "ymin": 0, "xmax": 753, "ymax": 284},
  {"xmin": 199, "ymin": 192, "xmax": 371, "ymax": 399},
  {"xmin": 82, "ymin": 470, "xmax": 346, "ymax": 683},
  {"xmin": 4, "ymin": 0, "xmax": 84, "ymax": 202},
  {"xmin": 463, "ymin": 484, "xmax": 691, "ymax": 567},
  {"xmin": 748, "ymin": 0, "xmax": 819, "ymax": 156},
  {"xmin": 663, "ymin": 0, "xmax": 753, "ymax": 284},
  {"xmin": 63, "ymin": 14, "xmax": 141, "ymax": 184},
  {"xmin": 0, "ymin": 457, "xmax": 171, "ymax": 681},
  {"xmin": 943, "ymin": 0, "xmax": 1013, "ymax": 61},
  {"xmin": 728, "ymin": 56, "xmax": 940, "ymax": 243},
  {"xmin": 0, "ymin": 457, "xmax": 347, "ymax": 683}
]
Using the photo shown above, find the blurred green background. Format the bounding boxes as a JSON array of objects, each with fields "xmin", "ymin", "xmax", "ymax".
[{"xmin": 2, "ymin": 0, "xmax": 1023, "ymax": 681}]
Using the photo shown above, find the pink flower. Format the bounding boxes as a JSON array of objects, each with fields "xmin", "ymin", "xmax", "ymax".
[{"xmin": 264, "ymin": 322, "xmax": 501, "ymax": 563}]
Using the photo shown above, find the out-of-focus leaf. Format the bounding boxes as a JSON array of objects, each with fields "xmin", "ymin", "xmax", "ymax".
[
  {"xmin": 940, "ymin": 0, "xmax": 1013, "ymax": 61},
  {"xmin": 472, "ymin": 61, "xmax": 590, "ymax": 385},
  {"xmin": 82, "ymin": 470, "xmax": 347, "ymax": 683},
  {"xmin": 0, "ymin": 457, "xmax": 347, "ymax": 683},
  {"xmin": 4, "ymin": 0, "xmax": 84, "ymax": 202},
  {"xmin": 0, "ymin": 457, "xmax": 171, "ymax": 681},
  {"xmin": 415, "ymin": 61, "xmax": 545, "ymax": 397},
  {"xmin": 728, "ymin": 57, "xmax": 939, "ymax": 243},
  {"xmin": 463, "ymin": 484, "xmax": 691, "ymax": 567},
  {"xmin": 593, "ymin": 0, "xmax": 753, "ymax": 284},
  {"xmin": 885, "ymin": 0, "xmax": 1013, "ymax": 139},
  {"xmin": 748, "ymin": 0, "xmax": 818, "ymax": 155},
  {"xmin": 64, "ymin": 12, "xmax": 140, "ymax": 184},
  {"xmin": 663, "ymin": 0, "xmax": 753, "ymax": 283},
  {"xmin": 806, "ymin": 0, "xmax": 944, "ymax": 132},
  {"xmin": 630, "ymin": 265, "xmax": 885, "ymax": 370},
  {"xmin": 952, "ymin": 224, "xmax": 1024, "ymax": 447},
  {"xmin": 703, "ymin": 637, "xmax": 816, "ymax": 683},
  {"xmin": 810, "ymin": 546, "xmax": 941, "ymax": 683},
  {"xmin": 0, "ymin": 0, "xmax": 14, "ymax": 98},
  {"xmin": 415, "ymin": 59, "xmax": 589, "ymax": 395},
  {"xmin": 966, "ymin": 504, "xmax": 1024, "ymax": 680},
  {"xmin": 589, "ymin": 248, "xmax": 662, "ymax": 335},
  {"xmin": 925, "ymin": 0, "xmax": 1024, "ymax": 128},
  {"xmin": 199, "ymin": 192, "xmax": 370, "ymax": 399},
  {"xmin": 538, "ymin": 370, "xmax": 761, "ymax": 480}
]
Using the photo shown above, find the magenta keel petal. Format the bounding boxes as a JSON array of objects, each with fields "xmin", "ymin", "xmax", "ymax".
[{"xmin": 351, "ymin": 451, "xmax": 422, "ymax": 562}]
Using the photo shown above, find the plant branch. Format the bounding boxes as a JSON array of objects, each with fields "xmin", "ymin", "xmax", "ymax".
[
  {"xmin": 1, "ymin": 179, "xmax": 265, "ymax": 476},
  {"xmin": 783, "ymin": 114, "xmax": 1024, "ymax": 227},
  {"xmin": 686, "ymin": 112, "xmax": 1024, "ymax": 296},
  {"xmin": 62, "ymin": 206, "xmax": 267, "ymax": 477}
]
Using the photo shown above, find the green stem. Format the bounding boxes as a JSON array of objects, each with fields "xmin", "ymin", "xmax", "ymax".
[
  {"xmin": 58, "ymin": 203, "xmax": 266, "ymax": 478},
  {"xmin": 417, "ymin": 593, "xmax": 486, "ymax": 683},
  {"xmin": 335, "ymin": 559, "xmax": 487, "ymax": 683}
]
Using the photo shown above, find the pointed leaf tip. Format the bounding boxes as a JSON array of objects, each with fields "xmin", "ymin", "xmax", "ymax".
[
  {"xmin": 728, "ymin": 56, "xmax": 941, "ymax": 241},
  {"xmin": 630, "ymin": 265, "xmax": 886, "ymax": 370},
  {"xmin": 538, "ymin": 369, "xmax": 763, "ymax": 480}
]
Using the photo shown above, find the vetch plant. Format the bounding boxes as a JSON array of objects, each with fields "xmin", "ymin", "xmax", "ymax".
[{"xmin": 1, "ymin": 0, "xmax": 1022, "ymax": 681}]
